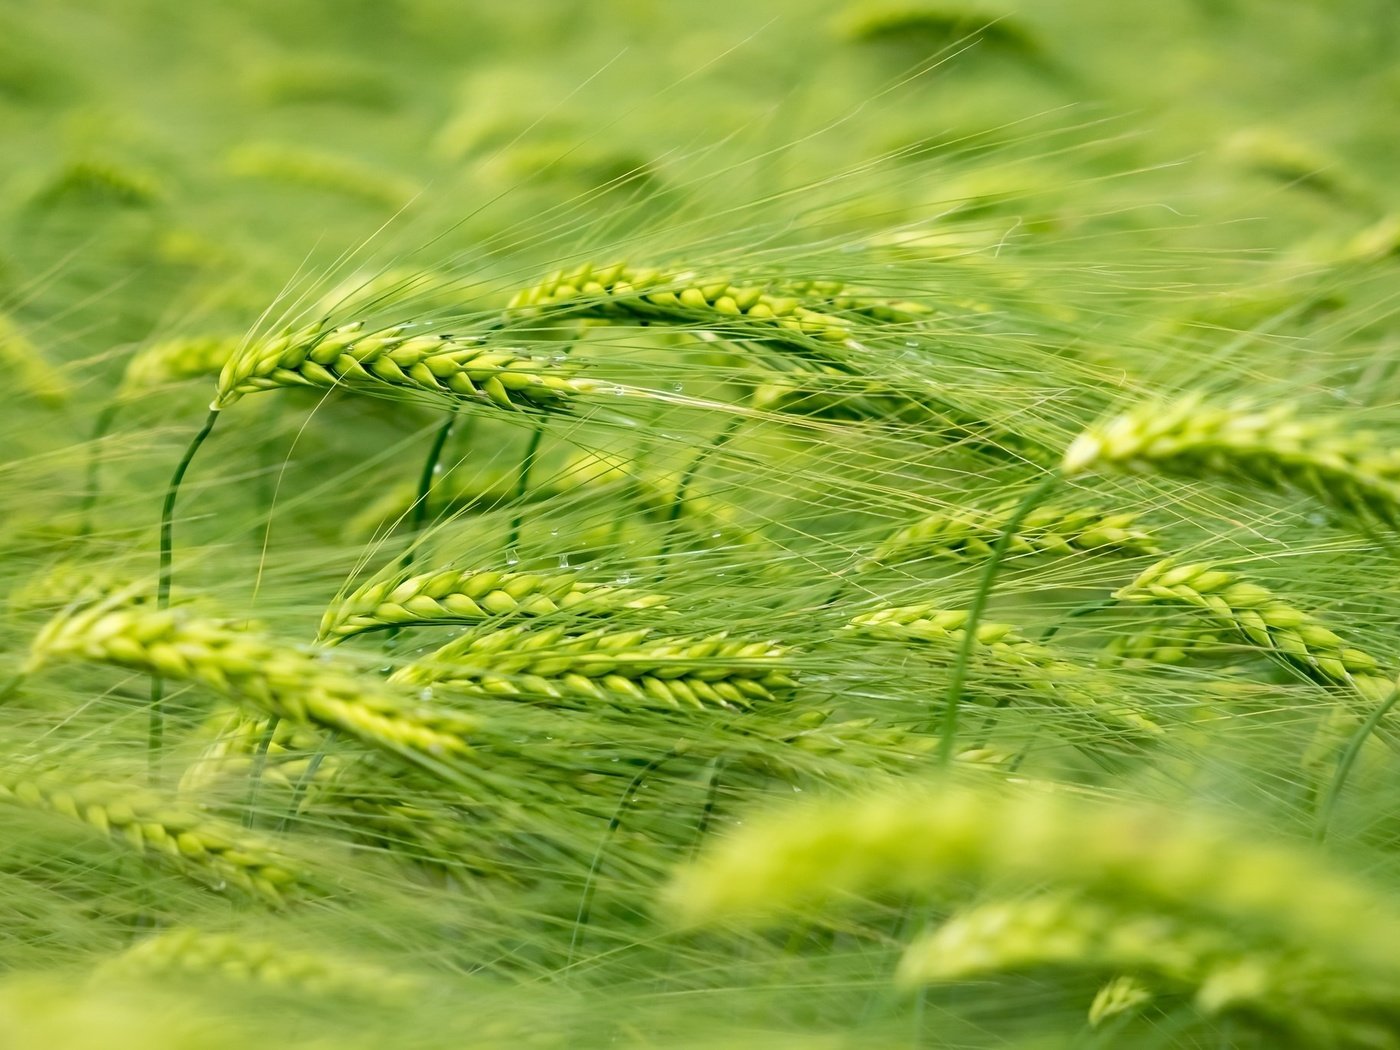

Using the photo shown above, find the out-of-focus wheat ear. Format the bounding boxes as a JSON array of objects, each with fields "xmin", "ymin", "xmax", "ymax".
[
  {"xmin": 28, "ymin": 601, "xmax": 480, "ymax": 781},
  {"xmin": 663, "ymin": 780, "xmax": 1400, "ymax": 985},
  {"xmin": 100, "ymin": 928, "xmax": 419, "ymax": 1002},
  {"xmin": 0, "ymin": 769, "xmax": 308, "ymax": 904},
  {"xmin": 0, "ymin": 311, "xmax": 72, "ymax": 408}
]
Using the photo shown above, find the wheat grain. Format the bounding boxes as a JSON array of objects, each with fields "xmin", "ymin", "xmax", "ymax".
[{"xmin": 392, "ymin": 622, "xmax": 795, "ymax": 711}]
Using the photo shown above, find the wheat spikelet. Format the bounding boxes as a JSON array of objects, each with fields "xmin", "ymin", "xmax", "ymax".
[
  {"xmin": 665, "ymin": 781, "xmax": 1400, "ymax": 984},
  {"xmin": 102, "ymin": 928, "xmax": 417, "ymax": 1001},
  {"xmin": 0, "ymin": 311, "xmax": 71, "ymax": 408},
  {"xmin": 1063, "ymin": 395, "xmax": 1400, "ymax": 526},
  {"xmin": 847, "ymin": 605, "xmax": 1162, "ymax": 736},
  {"xmin": 1089, "ymin": 975, "xmax": 1153, "ymax": 1026},
  {"xmin": 391, "ymin": 622, "xmax": 795, "ymax": 711},
  {"xmin": 864, "ymin": 501, "xmax": 1159, "ymax": 568},
  {"xmin": 27, "ymin": 602, "xmax": 479, "ymax": 770},
  {"xmin": 212, "ymin": 319, "xmax": 594, "ymax": 412},
  {"xmin": 0, "ymin": 768, "xmax": 303, "ymax": 903},
  {"xmin": 318, "ymin": 565, "xmax": 669, "ymax": 643},
  {"xmin": 117, "ymin": 335, "xmax": 243, "ymax": 399}
]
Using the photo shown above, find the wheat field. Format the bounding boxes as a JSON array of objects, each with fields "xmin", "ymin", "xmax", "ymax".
[{"xmin": 2, "ymin": 2, "xmax": 1399, "ymax": 1047}]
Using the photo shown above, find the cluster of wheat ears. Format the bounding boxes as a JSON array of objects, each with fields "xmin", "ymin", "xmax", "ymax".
[{"xmin": 3, "ymin": 1, "xmax": 1400, "ymax": 1048}]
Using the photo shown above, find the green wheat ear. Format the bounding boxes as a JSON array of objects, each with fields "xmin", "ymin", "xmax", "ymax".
[
  {"xmin": 212, "ymin": 319, "xmax": 596, "ymax": 412},
  {"xmin": 1063, "ymin": 395, "xmax": 1400, "ymax": 528}
]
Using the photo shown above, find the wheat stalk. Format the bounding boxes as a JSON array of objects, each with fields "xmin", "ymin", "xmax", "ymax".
[
  {"xmin": 0, "ymin": 768, "xmax": 304, "ymax": 903},
  {"xmin": 847, "ymin": 605, "xmax": 1162, "ymax": 737},
  {"xmin": 27, "ymin": 602, "xmax": 479, "ymax": 772},
  {"xmin": 212, "ymin": 319, "xmax": 594, "ymax": 412},
  {"xmin": 391, "ymin": 622, "xmax": 795, "ymax": 710},
  {"xmin": 318, "ymin": 565, "xmax": 668, "ymax": 643},
  {"xmin": 1064, "ymin": 395, "xmax": 1400, "ymax": 526},
  {"xmin": 864, "ymin": 501, "xmax": 1158, "ymax": 568}
]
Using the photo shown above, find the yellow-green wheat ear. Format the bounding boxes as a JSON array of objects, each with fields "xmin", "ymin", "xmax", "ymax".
[
  {"xmin": 1063, "ymin": 395, "xmax": 1400, "ymax": 528},
  {"xmin": 27, "ymin": 599, "xmax": 481, "ymax": 778},
  {"xmin": 846, "ymin": 605, "xmax": 1163, "ymax": 738},
  {"xmin": 392, "ymin": 622, "xmax": 796, "ymax": 711},
  {"xmin": 663, "ymin": 780, "xmax": 1400, "ymax": 986},
  {"xmin": 211, "ymin": 319, "xmax": 596, "ymax": 412},
  {"xmin": 101, "ymin": 929, "xmax": 419, "ymax": 1002},
  {"xmin": 317, "ymin": 564, "xmax": 669, "ymax": 643},
  {"xmin": 862, "ymin": 500, "xmax": 1159, "ymax": 568},
  {"xmin": 0, "ymin": 768, "xmax": 308, "ymax": 904}
]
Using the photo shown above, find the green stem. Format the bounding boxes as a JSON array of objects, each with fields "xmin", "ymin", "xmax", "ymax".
[
  {"xmin": 939, "ymin": 471, "xmax": 1059, "ymax": 766},
  {"xmin": 1314, "ymin": 683, "xmax": 1400, "ymax": 842},
  {"xmin": 659, "ymin": 415, "xmax": 743, "ymax": 562},
  {"xmin": 505, "ymin": 425, "xmax": 545, "ymax": 553},
  {"xmin": 408, "ymin": 407, "xmax": 460, "ymax": 541},
  {"xmin": 78, "ymin": 401, "xmax": 120, "ymax": 539},
  {"xmin": 567, "ymin": 748, "xmax": 678, "ymax": 968},
  {"xmin": 152, "ymin": 408, "xmax": 220, "ymax": 782}
]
